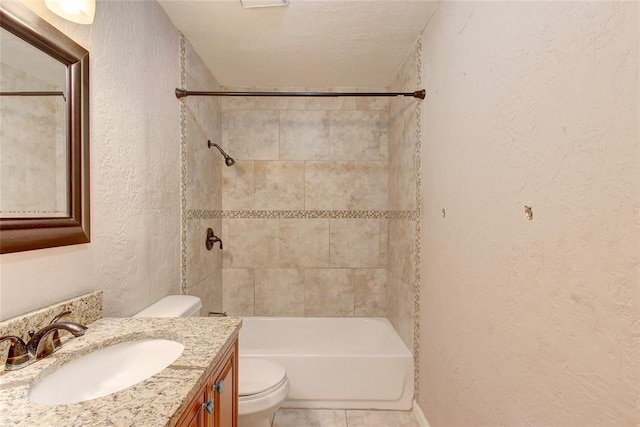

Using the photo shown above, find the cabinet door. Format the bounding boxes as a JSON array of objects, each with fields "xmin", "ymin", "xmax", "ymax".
[
  {"xmin": 212, "ymin": 342, "xmax": 238, "ymax": 427},
  {"xmin": 176, "ymin": 383, "xmax": 208, "ymax": 427}
]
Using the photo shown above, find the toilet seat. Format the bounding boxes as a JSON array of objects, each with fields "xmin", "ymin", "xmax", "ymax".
[
  {"xmin": 239, "ymin": 376, "xmax": 288, "ymax": 402},
  {"xmin": 239, "ymin": 358, "xmax": 287, "ymax": 397},
  {"xmin": 237, "ymin": 358, "xmax": 289, "ymax": 427}
]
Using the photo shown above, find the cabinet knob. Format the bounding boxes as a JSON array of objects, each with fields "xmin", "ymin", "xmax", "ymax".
[
  {"xmin": 202, "ymin": 399, "xmax": 214, "ymax": 414},
  {"xmin": 214, "ymin": 380, "xmax": 224, "ymax": 394}
]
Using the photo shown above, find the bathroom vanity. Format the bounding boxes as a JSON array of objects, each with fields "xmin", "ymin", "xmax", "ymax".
[
  {"xmin": 176, "ymin": 335, "xmax": 238, "ymax": 427},
  {"xmin": 0, "ymin": 315, "xmax": 241, "ymax": 426}
]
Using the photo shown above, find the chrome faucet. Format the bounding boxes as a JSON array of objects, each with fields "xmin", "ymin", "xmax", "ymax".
[
  {"xmin": 0, "ymin": 336, "xmax": 30, "ymax": 370},
  {"xmin": 27, "ymin": 322, "xmax": 87, "ymax": 359},
  {"xmin": 0, "ymin": 311, "xmax": 87, "ymax": 370}
]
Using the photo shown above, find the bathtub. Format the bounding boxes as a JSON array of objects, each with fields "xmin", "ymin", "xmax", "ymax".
[{"xmin": 239, "ymin": 317, "xmax": 414, "ymax": 410}]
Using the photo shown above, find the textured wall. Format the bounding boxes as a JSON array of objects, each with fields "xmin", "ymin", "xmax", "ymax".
[
  {"xmin": 418, "ymin": 2, "xmax": 639, "ymax": 425},
  {"xmin": 0, "ymin": 0, "xmax": 181, "ymax": 320},
  {"xmin": 179, "ymin": 36, "xmax": 223, "ymax": 316},
  {"xmin": 220, "ymin": 89, "xmax": 388, "ymax": 317}
]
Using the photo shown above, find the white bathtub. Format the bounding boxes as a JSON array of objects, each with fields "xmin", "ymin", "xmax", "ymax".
[{"xmin": 239, "ymin": 317, "xmax": 414, "ymax": 410}]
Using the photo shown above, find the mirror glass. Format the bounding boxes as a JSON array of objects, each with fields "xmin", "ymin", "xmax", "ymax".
[
  {"xmin": 0, "ymin": 1, "xmax": 90, "ymax": 254},
  {"xmin": 0, "ymin": 27, "xmax": 69, "ymax": 218}
]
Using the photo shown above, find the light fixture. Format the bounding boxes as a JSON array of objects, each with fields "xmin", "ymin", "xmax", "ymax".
[
  {"xmin": 240, "ymin": 0, "xmax": 288, "ymax": 9},
  {"xmin": 45, "ymin": 0, "xmax": 95, "ymax": 24}
]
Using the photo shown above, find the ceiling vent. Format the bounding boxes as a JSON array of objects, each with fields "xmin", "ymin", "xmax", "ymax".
[{"xmin": 240, "ymin": 0, "xmax": 289, "ymax": 9}]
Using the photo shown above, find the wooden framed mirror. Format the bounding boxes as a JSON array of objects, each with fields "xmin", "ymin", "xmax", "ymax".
[{"xmin": 0, "ymin": 1, "xmax": 89, "ymax": 254}]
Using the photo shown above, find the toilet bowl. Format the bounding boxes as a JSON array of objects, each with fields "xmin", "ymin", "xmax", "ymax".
[
  {"xmin": 239, "ymin": 357, "xmax": 290, "ymax": 427},
  {"xmin": 135, "ymin": 295, "xmax": 289, "ymax": 427}
]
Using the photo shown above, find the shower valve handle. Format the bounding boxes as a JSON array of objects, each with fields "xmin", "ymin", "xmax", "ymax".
[{"xmin": 205, "ymin": 228, "xmax": 223, "ymax": 250}]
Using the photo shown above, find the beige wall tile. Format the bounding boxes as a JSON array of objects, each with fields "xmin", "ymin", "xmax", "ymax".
[
  {"xmin": 222, "ymin": 160, "xmax": 254, "ymax": 210},
  {"xmin": 304, "ymin": 269, "xmax": 354, "ymax": 316},
  {"xmin": 226, "ymin": 110, "xmax": 279, "ymax": 160},
  {"xmin": 387, "ymin": 219, "xmax": 416, "ymax": 284},
  {"xmin": 255, "ymin": 87, "xmax": 306, "ymax": 110},
  {"xmin": 330, "ymin": 111, "xmax": 387, "ymax": 160},
  {"xmin": 305, "ymin": 87, "xmax": 357, "ymax": 110},
  {"xmin": 330, "ymin": 219, "xmax": 381, "ymax": 268},
  {"xmin": 225, "ymin": 219, "xmax": 279, "ymax": 268},
  {"xmin": 354, "ymin": 269, "xmax": 387, "ymax": 317},
  {"xmin": 186, "ymin": 277, "xmax": 219, "ymax": 317},
  {"xmin": 386, "ymin": 271, "xmax": 414, "ymax": 351},
  {"xmin": 254, "ymin": 161, "xmax": 305, "ymax": 210},
  {"xmin": 185, "ymin": 219, "xmax": 223, "ymax": 315},
  {"xmin": 305, "ymin": 161, "xmax": 388, "ymax": 210},
  {"xmin": 280, "ymin": 111, "xmax": 330, "ymax": 160},
  {"xmin": 280, "ymin": 219, "xmax": 330, "ymax": 268},
  {"xmin": 222, "ymin": 269, "xmax": 254, "ymax": 316},
  {"xmin": 388, "ymin": 102, "xmax": 418, "ymax": 211},
  {"xmin": 255, "ymin": 268, "xmax": 304, "ymax": 316},
  {"xmin": 186, "ymin": 113, "xmax": 221, "ymax": 211},
  {"xmin": 221, "ymin": 87, "xmax": 256, "ymax": 110},
  {"xmin": 389, "ymin": 143, "xmax": 417, "ymax": 211},
  {"xmin": 355, "ymin": 88, "xmax": 391, "ymax": 111},
  {"xmin": 379, "ymin": 219, "xmax": 388, "ymax": 267},
  {"xmin": 221, "ymin": 220, "xmax": 231, "ymax": 267},
  {"xmin": 186, "ymin": 45, "xmax": 222, "ymax": 91}
]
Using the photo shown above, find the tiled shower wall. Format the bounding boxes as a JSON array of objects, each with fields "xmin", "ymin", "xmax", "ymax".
[
  {"xmin": 220, "ymin": 89, "xmax": 390, "ymax": 317},
  {"xmin": 0, "ymin": 63, "xmax": 66, "ymax": 216},
  {"xmin": 388, "ymin": 41, "xmax": 421, "ymax": 360},
  {"xmin": 179, "ymin": 36, "xmax": 223, "ymax": 315}
]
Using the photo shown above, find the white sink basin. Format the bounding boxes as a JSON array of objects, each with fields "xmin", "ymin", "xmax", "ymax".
[{"xmin": 29, "ymin": 338, "xmax": 184, "ymax": 405}]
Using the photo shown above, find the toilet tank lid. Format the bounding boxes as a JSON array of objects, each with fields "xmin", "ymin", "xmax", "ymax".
[{"xmin": 134, "ymin": 295, "xmax": 202, "ymax": 317}]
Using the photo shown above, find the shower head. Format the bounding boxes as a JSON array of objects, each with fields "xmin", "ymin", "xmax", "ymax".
[{"xmin": 207, "ymin": 141, "xmax": 235, "ymax": 167}]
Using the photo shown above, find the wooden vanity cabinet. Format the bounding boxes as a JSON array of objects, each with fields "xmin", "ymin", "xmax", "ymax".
[{"xmin": 176, "ymin": 336, "xmax": 238, "ymax": 427}]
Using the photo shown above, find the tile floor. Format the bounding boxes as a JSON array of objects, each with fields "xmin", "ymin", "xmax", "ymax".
[{"xmin": 272, "ymin": 409, "xmax": 420, "ymax": 427}]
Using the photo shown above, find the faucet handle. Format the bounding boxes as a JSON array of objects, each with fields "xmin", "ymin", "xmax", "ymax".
[
  {"xmin": 27, "ymin": 321, "xmax": 87, "ymax": 359},
  {"xmin": 48, "ymin": 310, "xmax": 72, "ymax": 350},
  {"xmin": 49, "ymin": 310, "xmax": 71, "ymax": 325},
  {"xmin": 0, "ymin": 336, "xmax": 32, "ymax": 370}
]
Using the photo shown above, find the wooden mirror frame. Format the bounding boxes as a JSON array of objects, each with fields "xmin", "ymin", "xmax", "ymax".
[{"xmin": 0, "ymin": 2, "xmax": 90, "ymax": 254}]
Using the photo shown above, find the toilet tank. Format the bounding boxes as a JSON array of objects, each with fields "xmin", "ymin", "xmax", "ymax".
[{"xmin": 134, "ymin": 295, "xmax": 202, "ymax": 318}]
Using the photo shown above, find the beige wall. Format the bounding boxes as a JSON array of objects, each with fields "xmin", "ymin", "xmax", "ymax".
[
  {"xmin": 0, "ymin": 0, "xmax": 181, "ymax": 320},
  {"xmin": 418, "ymin": 2, "xmax": 639, "ymax": 425},
  {"xmin": 180, "ymin": 37, "xmax": 223, "ymax": 316},
  {"xmin": 220, "ymin": 89, "xmax": 388, "ymax": 317}
]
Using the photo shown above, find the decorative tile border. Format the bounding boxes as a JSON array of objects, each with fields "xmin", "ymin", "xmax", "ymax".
[
  {"xmin": 220, "ymin": 210, "xmax": 391, "ymax": 220},
  {"xmin": 186, "ymin": 210, "xmax": 415, "ymax": 220},
  {"xmin": 185, "ymin": 210, "xmax": 223, "ymax": 220},
  {"xmin": 413, "ymin": 36, "xmax": 423, "ymax": 401},
  {"xmin": 179, "ymin": 33, "xmax": 188, "ymax": 295},
  {"xmin": 388, "ymin": 210, "xmax": 419, "ymax": 221}
]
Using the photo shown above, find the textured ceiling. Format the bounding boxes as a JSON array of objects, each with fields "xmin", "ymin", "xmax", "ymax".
[{"xmin": 158, "ymin": 0, "xmax": 439, "ymax": 88}]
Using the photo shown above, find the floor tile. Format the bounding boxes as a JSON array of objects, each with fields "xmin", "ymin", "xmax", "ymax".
[
  {"xmin": 345, "ymin": 410, "xmax": 420, "ymax": 427},
  {"xmin": 273, "ymin": 409, "xmax": 348, "ymax": 427}
]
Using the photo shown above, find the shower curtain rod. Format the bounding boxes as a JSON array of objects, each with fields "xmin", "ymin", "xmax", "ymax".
[
  {"xmin": 0, "ymin": 91, "xmax": 64, "ymax": 97},
  {"xmin": 175, "ymin": 88, "xmax": 426, "ymax": 99}
]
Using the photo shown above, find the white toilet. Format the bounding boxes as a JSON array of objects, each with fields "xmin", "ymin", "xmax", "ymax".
[{"xmin": 134, "ymin": 295, "xmax": 289, "ymax": 427}]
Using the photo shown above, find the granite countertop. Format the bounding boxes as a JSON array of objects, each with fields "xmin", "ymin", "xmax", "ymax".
[{"xmin": 0, "ymin": 316, "xmax": 241, "ymax": 426}]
